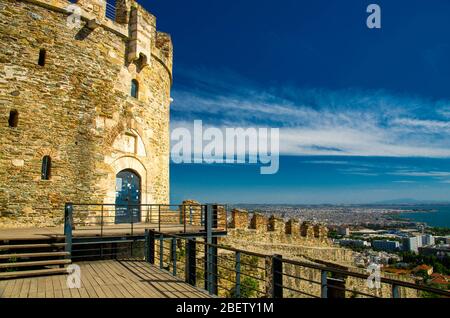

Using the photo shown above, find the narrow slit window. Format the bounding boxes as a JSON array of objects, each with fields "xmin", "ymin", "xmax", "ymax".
[
  {"xmin": 8, "ymin": 110, "xmax": 18, "ymax": 127},
  {"xmin": 38, "ymin": 49, "xmax": 46, "ymax": 66},
  {"xmin": 41, "ymin": 156, "xmax": 51, "ymax": 180},
  {"xmin": 131, "ymin": 79, "xmax": 139, "ymax": 99}
]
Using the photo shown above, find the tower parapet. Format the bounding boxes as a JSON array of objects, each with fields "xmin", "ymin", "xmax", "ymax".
[
  {"xmin": 250, "ymin": 213, "xmax": 268, "ymax": 231},
  {"xmin": 268, "ymin": 215, "xmax": 285, "ymax": 233},
  {"xmin": 285, "ymin": 219, "xmax": 300, "ymax": 236},
  {"xmin": 301, "ymin": 222, "xmax": 315, "ymax": 238},
  {"xmin": 226, "ymin": 208, "xmax": 330, "ymax": 243},
  {"xmin": 230, "ymin": 209, "xmax": 249, "ymax": 229},
  {"xmin": 19, "ymin": 0, "xmax": 172, "ymax": 75}
]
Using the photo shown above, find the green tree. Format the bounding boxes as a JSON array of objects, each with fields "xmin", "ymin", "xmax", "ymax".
[{"xmin": 228, "ymin": 277, "xmax": 259, "ymax": 298}]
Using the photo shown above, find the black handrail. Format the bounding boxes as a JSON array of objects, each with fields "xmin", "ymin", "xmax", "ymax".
[{"xmin": 151, "ymin": 230, "xmax": 450, "ymax": 298}]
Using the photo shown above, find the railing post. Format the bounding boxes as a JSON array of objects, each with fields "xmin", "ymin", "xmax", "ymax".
[
  {"xmin": 205, "ymin": 204, "xmax": 213, "ymax": 241},
  {"xmin": 235, "ymin": 251, "xmax": 241, "ymax": 298},
  {"xmin": 212, "ymin": 204, "xmax": 218, "ymax": 229},
  {"xmin": 64, "ymin": 203, "xmax": 73, "ymax": 258},
  {"xmin": 321, "ymin": 270, "xmax": 328, "ymax": 298},
  {"xmin": 183, "ymin": 206, "xmax": 187, "ymax": 233},
  {"xmin": 129, "ymin": 202, "xmax": 134, "ymax": 236},
  {"xmin": 171, "ymin": 238, "xmax": 177, "ymax": 276},
  {"xmin": 159, "ymin": 234, "xmax": 164, "ymax": 270},
  {"xmin": 212, "ymin": 237, "xmax": 218, "ymax": 295},
  {"xmin": 204, "ymin": 204, "xmax": 217, "ymax": 295},
  {"xmin": 158, "ymin": 205, "xmax": 161, "ymax": 232},
  {"xmin": 100, "ymin": 205, "xmax": 104, "ymax": 238},
  {"xmin": 327, "ymin": 276, "xmax": 347, "ymax": 298},
  {"xmin": 392, "ymin": 284, "xmax": 400, "ymax": 298},
  {"xmin": 185, "ymin": 238, "xmax": 197, "ymax": 286},
  {"xmin": 145, "ymin": 229, "xmax": 155, "ymax": 264},
  {"xmin": 272, "ymin": 254, "xmax": 283, "ymax": 298}
]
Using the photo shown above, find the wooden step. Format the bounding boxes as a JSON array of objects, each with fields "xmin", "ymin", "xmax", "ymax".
[
  {"xmin": 0, "ymin": 252, "xmax": 70, "ymax": 260},
  {"xmin": 0, "ymin": 259, "xmax": 71, "ymax": 269},
  {"xmin": 0, "ymin": 268, "xmax": 68, "ymax": 280},
  {"xmin": 0, "ymin": 236, "xmax": 65, "ymax": 243},
  {"xmin": 0, "ymin": 243, "xmax": 66, "ymax": 251}
]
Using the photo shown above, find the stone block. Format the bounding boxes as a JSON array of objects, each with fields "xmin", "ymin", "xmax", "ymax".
[
  {"xmin": 250, "ymin": 213, "xmax": 268, "ymax": 231},
  {"xmin": 230, "ymin": 209, "xmax": 248, "ymax": 229}
]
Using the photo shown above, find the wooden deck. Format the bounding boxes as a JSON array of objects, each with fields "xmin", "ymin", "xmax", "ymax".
[{"xmin": 0, "ymin": 260, "xmax": 211, "ymax": 298}]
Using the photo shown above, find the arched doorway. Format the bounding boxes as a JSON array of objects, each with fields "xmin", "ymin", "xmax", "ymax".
[{"xmin": 115, "ymin": 169, "xmax": 141, "ymax": 224}]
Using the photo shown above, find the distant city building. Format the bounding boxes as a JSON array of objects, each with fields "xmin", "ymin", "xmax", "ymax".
[
  {"xmin": 421, "ymin": 234, "xmax": 435, "ymax": 246},
  {"xmin": 417, "ymin": 235, "xmax": 423, "ymax": 248},
  {"xmin": 338, "ymin": 227, "xmax": 350, "ymax": 236},
  {"xmin": 338, "ymin": 239, "xmax": 370, "ymax": 248},
  {"xmin": 403, "ymin": 236, "xmax": 420, "ymax": 253},
  {"xmin": 372, "ymin": 240, "xmax": 400, "ymax": 252}
]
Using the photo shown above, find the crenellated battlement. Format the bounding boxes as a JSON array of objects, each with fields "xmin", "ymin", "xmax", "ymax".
[
  {"xmin": 20, "ymin": 0, "xmax": 172, "ymax": 75},
  {"xmin": 230, "ymin": 209, "xmax": 329, "ymax": 242}
]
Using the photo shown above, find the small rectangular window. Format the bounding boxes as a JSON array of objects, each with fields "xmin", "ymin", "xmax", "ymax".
[
  {"xmin": 131, "ymin": 79, "xmax": 139, "ymax": 99},
  {"xmin": 41, "ymin": 156, "xmax": 51, "ymax": 180},
  {"xmin": 38, "ymin": 49, "xmax": 46, "ymax": 66},
  {"xmin": 8, "ymin": 110, "xmax": 18, "ymax": 127}
]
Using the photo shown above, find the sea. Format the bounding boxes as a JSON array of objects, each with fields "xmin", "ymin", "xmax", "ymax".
[{"xmin": 396, "ymin": 205, "xmax": 450, "ymax": 228}]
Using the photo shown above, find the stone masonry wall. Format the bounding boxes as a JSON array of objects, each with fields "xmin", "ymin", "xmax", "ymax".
[
  {"xmin": 229, "ymin": 209, "xmax": 330, "ymax": 245},
  {"xmin": 0, "ymin": 0, "xmax": 173, "ymax": 228},
  {"xmin": 220, "ymin": 208, "xmax": 419, "ymax": 298}
]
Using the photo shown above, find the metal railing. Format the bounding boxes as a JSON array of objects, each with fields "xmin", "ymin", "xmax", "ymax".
[
  {"xmin": 145, "ymin": 231, "xmax": 450, "ymax": 299},
  {"xmin": 64, "ymin": 203, "xmax": 227, "ymax": 239},
  {"xmin": 61, "ymin": 202, "xmax": 450, "ymax": 298},
  {"xmin": 64, "ymin": 203, "xmax": 227, "ymax": 267}
]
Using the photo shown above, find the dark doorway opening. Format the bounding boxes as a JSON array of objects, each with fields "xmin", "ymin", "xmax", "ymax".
[{"xmin": 115, "ymin": 169, "xmax": 141, "ymax": 224}]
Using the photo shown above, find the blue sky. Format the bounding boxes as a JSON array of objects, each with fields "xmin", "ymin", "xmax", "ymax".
[{"xmin": 142, "ymin": 0, "xmax": 450, "ymax": 204}]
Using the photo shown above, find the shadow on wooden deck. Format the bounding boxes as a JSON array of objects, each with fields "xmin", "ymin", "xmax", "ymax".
[{"xmin": 0, "ymin": 259, "xmax": 211, "ymax": 298}]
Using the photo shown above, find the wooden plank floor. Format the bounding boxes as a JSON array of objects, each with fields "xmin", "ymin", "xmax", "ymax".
[{"xmin": 0, "ymin": 260, "xmax": 211, "ymax": 298}]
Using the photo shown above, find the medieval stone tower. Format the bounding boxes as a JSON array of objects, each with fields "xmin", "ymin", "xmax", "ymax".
[{"xmin": 0, "ymin": 0, "xmax": 173, "ymax": 227}]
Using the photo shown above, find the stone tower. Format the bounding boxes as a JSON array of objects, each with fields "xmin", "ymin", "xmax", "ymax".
[{"xmin": 0, "ymin": 0, "xmax": 173, "ymax": 227}]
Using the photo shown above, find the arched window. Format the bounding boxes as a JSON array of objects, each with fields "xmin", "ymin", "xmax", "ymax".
[
  {"xmin": 38, "ymin": 49, "xmax": 46, "ymax": 66},
  {"xmin": 41, "ymin": 156, "xmax": 51, "ymax": 180},
  {"xmin": 8, "ymin": 110, "xmax": 18, "ymax": 127},
  {"xmin": 131, "ymin": 79, "xmax": 139, "ymax": 99}
]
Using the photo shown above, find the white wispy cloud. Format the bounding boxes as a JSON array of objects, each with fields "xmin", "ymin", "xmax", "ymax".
[
  {"xmin": 171, "ymin": 67, "xmax": 450, "ymax": 158},
  {"xmin": 390, "ymin": 171, "xmax": 450, "ymax": 177}
]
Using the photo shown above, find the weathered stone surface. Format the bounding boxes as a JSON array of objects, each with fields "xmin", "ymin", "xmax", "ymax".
[
  {"xmin": 268, "ymin": 215, "xmax": 284, "ymax": 233},
  {"xmin": 285, "ymin": 219, "xmax": 300, "ymax": 236},
  {"xmin": 301, "ymin": 222, "xmax": 315, "ymax": 239},
  {"xmin": 230, "ymin": 209, "xmax": 248, "ymax": 229},
  {"xmin": 218, "ymin": 209, "xmax": 418, "ymax": 298},
  {"xmin": 0, "ymin": 0, "xmax": 173, "ymax": 228},
  {"xmin": 182, "ymin": 200, "xmax": 202, "ymax": 226},
  {"xmin": 250, "ymin": 213, "xmax": 268, "ymax": 231}
]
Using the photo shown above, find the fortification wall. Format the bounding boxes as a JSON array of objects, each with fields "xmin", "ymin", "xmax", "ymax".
[
  {"xmin": 0, "ymin": 0, "xmax": 173, "ymax": 228},
  {"xmin": 226, "ymin": 208, "xmax": 330, "ymax": 245},
  {"xmin": 220, "ymin": 208, "xmax": 419, "ymax": 298}
]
